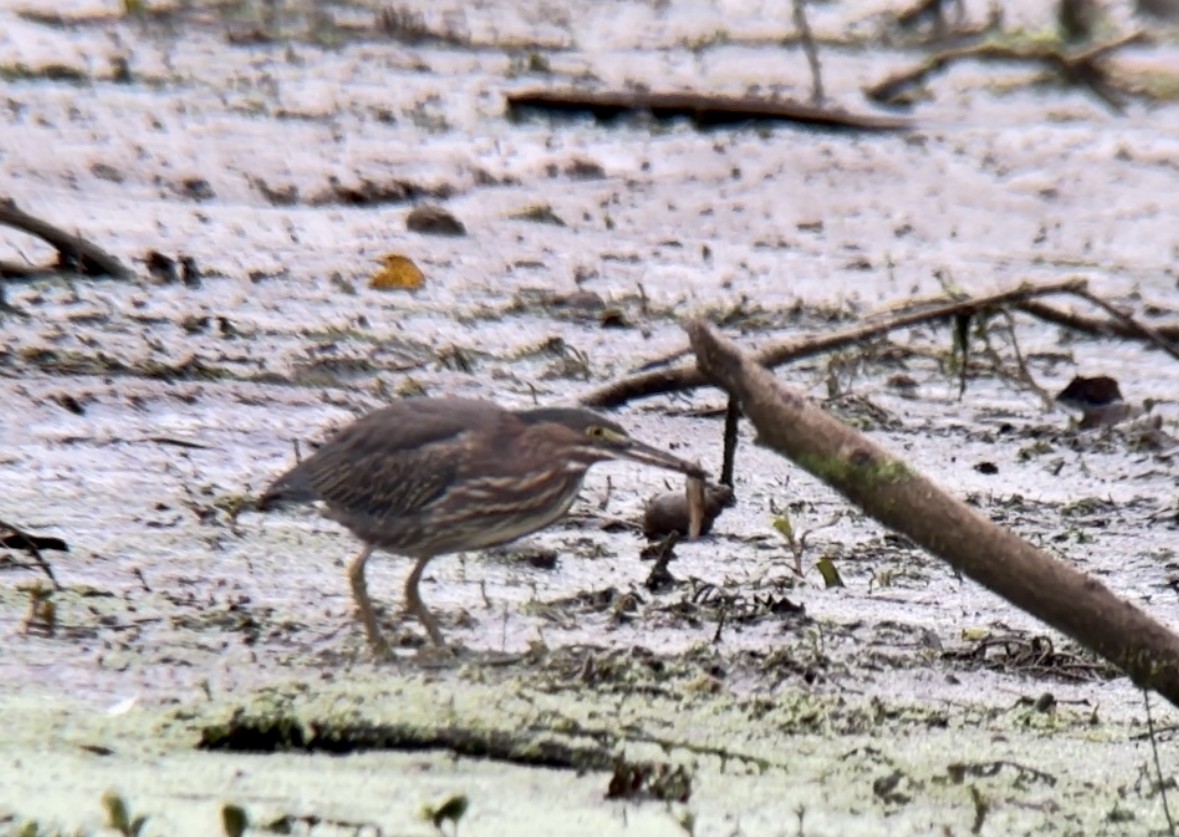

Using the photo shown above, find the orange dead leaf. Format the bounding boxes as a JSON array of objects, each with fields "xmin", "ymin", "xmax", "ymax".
[{"xmin": 369, "ymin": 254, "xmax": 425, "ymax": 290}]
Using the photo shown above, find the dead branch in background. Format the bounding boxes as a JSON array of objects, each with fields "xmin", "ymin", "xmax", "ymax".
[
  {"xmin": 584, "ymin": 277, "xmax": 1143, "ymax": 409},
  {"xmin": 685, "ymin": 318, "xmax": 1179, "ymax": 708},
  {"xmin": 0, "ymin": 199, "xmax": 132, "ymax": 280},
  {"xmin": 866, "ymin": 31, "xmax": 1147, "ymax": 111}
]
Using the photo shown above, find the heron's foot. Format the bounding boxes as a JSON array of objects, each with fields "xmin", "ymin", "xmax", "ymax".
[
  {"xmin": 473, "ymin": 639, "xmax": 548, "ymax": 667},
  {"xmin": 414, "ymin": 641, "xmax": 461, "ymax": 668},
  {"xmin": 355, "ymin": 610, "xmax": 397, "ymax": 662},
  {"xmin": 468, "ymin": 649, "xmax": 531, "ymax": 666},
  {"xmin": 367, "ymin": 633, "xmax": 395, "ymax": 662},
  {"xmin": 413, "ymin": 646, "xmax": 536, "ymax": 669},
  {"xmin": 407, "ymin": 602, "xmax": 449, "ymax": 650}
]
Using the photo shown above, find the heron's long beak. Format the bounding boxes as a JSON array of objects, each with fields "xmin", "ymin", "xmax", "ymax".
[{"xmin": 615, "ymin": 438, "xmax": 707, "ymax": 479}]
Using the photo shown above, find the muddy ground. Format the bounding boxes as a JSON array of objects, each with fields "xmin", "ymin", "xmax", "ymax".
[{"xmin": 3, "ymin": 0, "xmax": 1179, "ymax": 834}]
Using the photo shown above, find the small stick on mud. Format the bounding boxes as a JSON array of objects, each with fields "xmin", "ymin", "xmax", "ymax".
[
  {"xmin": 21, "ymin": 585, "xmax": 57, "ymax": 636},
  {"xmin": 0, "ymin": 198, "xmax": 132, "ymax": 280},
  {"xmin": 684, "ymin": 318, "xmax": 1179, "ymax": 709},
  {"xmin": 0, "ymin": 518, "xmax": 66, "ymax": 589}
]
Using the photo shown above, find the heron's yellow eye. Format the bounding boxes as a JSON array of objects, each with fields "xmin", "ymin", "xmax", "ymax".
[{"xmin": 587, "ymin": 425, "xmax": 628, "ymax": 443}]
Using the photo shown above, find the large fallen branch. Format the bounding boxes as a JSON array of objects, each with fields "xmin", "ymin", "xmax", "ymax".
[{"xmin": 684, "ymin": 318, "xmax": 1179, "ymax": 707}]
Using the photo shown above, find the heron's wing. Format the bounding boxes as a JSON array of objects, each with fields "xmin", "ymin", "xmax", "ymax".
[
  {"xmin": 300, "ymin": 436, "xmax": 461, "ymax": 519},
  {"xmin": 340, "ymin": 399, "xmax": 506, "ymax": 453},
  {"xmin": 258, "ymin": 399, "xmax": 504, "ymax": 514}
]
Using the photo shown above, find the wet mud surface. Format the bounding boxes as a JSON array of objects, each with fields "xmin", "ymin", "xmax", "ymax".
[{"xmin": 2, "ymin": 0, "xmax": 1179, "ymax": 834}]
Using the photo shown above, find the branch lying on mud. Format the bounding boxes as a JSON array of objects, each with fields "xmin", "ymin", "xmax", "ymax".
[
  {"xmin": 583, "ymin": 277, "xmax": 1179, "ymax": 409},
  {"xmin": 507, "ymin": 89, "xmax": 912, "ymax": 132},
  {"xmin": 684, "ymin": 319, "xmax": 1179, "ymax": 708},
  {"xmin": 0, "ymin": 198, "xmax": 132, "ymax": 280}
]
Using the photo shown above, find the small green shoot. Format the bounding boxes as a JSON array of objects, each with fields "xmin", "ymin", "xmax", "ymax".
[
  {"xmin": 102, "ymin": 791, "xmax": 147, "ymax": 837},
  {"xmin": 421, "ymin": 793, "xmax": 469, "ymax": 834},
  {"xmin": 815, "ymin": 557, "xmax": 844, "ymax": 589},
  {"xmin": 221, "ymin": 804, "xmax": 249, "ymax": 837}
]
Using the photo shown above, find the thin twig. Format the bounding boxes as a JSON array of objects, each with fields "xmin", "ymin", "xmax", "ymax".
[
  {"xmin": 1018, "ymin": 299, "xmax": 1179, "ymax": 341},
  {"xmin": 1074, "ymin": 289, "xmax": 1179, "ymax": 362},
  {"xmin": 721, "ymin": 396, "xmax": 740, "ymax": 488},
  {"xmin": 792, "ymin": 0, "xmax": 824, "ymax": 105},
  {"xmin": 1144, "ymin": 689, "xmax": 1177, "ymax": 835},
  {"xmin": 999, "ymin": 308, "xmax": 1054, "ymax": 408}
]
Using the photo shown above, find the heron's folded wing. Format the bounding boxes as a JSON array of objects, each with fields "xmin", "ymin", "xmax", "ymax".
[{"xmin": 258, "ymin": 398, "xmax": 502, "ymax": 511}]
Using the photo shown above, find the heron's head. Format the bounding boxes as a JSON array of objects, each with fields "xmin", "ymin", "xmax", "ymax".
[{"xmin": 516, "ymin": 407, "xmax": 705, "ymax": 478}]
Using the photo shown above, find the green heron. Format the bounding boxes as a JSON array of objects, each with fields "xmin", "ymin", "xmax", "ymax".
[{"xmin": 258, "ymin": 396, "xmax": 705, "ymax": 656}]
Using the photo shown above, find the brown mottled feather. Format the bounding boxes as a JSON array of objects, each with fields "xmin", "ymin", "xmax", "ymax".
[
  {"xmin": 260, "ymin": 401, "xmax": 499, "ymax": 522},
  {"xmin": 258, "ymin": 398, "xmax": 600, "ymax": 556}
]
